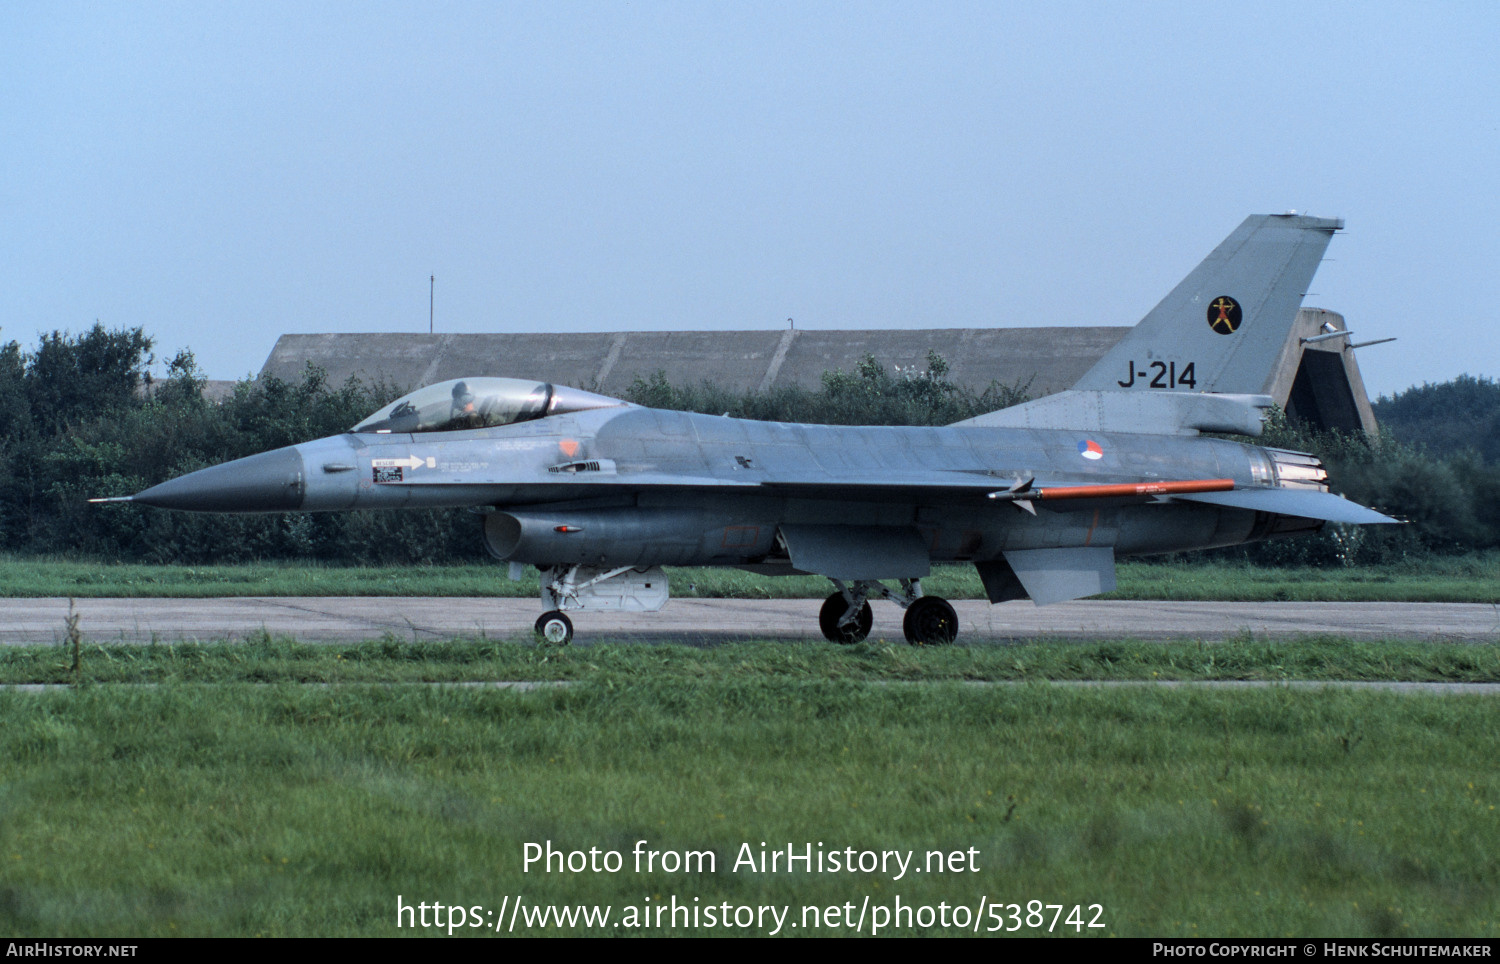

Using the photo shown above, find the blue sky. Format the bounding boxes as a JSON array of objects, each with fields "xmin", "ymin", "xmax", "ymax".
[{"xmin": 3, "ymin": 1, "xmax": 1496, "ymax": 397}]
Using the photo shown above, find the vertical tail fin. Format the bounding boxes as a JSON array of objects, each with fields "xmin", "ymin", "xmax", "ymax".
[{"xmin": 1071, "ymin": 214, "xmax": 1342, "ymax": 395}]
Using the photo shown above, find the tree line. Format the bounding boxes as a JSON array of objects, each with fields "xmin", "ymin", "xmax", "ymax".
[
  {"xmin": 3, "ymin": 324, "xmax": 1494, "ymax": 565},
  {"xmin": 0, "ymin": 325, "xmax": 474, "ymax": 564},
  {"xmin": 1373, "ymin": 374, "xmax": 1500, "ymax": 464}
]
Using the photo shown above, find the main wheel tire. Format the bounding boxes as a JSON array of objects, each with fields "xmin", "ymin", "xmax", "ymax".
[
  {"xmin": 903, "ymin": 596, "xmax": 958, "ymax": 645},
  {"xmin": 818, "ymin": 592, "xmax": 873, "ymax": 644},
  {"xmin": 534, "ymin": 610, "xmax": 574, "ymax": 645}
]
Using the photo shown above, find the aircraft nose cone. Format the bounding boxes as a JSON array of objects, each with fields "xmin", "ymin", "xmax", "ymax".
[{"xmin": 132, "ymin": 446, "xmax": 306, "ymax": 512}]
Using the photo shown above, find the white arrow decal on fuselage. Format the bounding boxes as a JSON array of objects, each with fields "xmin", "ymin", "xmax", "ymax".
[{"xmin": 371, "ymin": 456, "xmax": 435, "ymax": 470}]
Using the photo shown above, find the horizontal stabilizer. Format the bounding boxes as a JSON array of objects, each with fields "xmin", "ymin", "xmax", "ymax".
[
  {"xmin": 1001, "ymin": 547, "xmax": 1118, "ymax": 606},
  {"xmin": 779, "ymin": 525, "xmax": 931, "ymax": 580},
  {"xmin": 952, "ymin": 390, "xmax": 1272, "ymax": 436},
  {"xmin": 1174, "ymin": 488, "xmax": 1399, "ymax": 524}
]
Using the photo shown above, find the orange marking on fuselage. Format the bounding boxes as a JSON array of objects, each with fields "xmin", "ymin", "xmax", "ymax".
[{"xmin": 559, "ymin": 439, "xmax": 579, "ymax": 458}]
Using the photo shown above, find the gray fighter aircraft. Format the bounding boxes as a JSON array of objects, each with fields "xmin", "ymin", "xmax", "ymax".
[{"xmin": 100, "ymin": 214, "xmax": 1397, "ymax": 644}]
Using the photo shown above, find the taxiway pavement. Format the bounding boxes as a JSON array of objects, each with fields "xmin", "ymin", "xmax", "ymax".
[{"xmin": 1, "ymin": 598, "xmax": 1494, "ymax": 645}]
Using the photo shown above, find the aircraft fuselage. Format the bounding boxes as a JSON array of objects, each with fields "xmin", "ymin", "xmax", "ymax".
[{"xmin": 142, "ymin": 404, "xmax": 1304, "ymax": 573}]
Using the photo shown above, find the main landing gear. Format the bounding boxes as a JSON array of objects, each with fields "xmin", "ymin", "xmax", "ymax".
[
  {"xmin": 819, "ymin": 592, "xmax": 872, "ymax": 644},
  {"xmin": 902, "ymin": 596, "xmax": 959, "ymax": 646},
  {"xmin": 818, "ymin": 578, "xmax": 959, "ymax": 646}
]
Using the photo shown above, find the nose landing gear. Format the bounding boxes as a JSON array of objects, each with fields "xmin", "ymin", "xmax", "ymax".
[
  {"xmin": 534, "ymin": 610, "xmax": 574, "ymax": 645},
  {"xmin": 527, "ymin": 564, "xmax": 671, "ymax": 644}
]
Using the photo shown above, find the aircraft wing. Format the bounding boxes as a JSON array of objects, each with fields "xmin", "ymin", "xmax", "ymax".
[
  {"xmin": 532, "ymin": 469, "xmax": 1399, "ymax": 526},
  {"xmin": 386, "ymin": 460, "xmax": 1398, "ymax": 526},
  {"xmin": 764, "ymin": 475, "xmax": 1400, "ymax": 527}
]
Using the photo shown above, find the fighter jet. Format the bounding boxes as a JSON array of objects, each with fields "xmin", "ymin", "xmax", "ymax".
[{"xmin": 99, "ymin": 214, "xmax": 1397, "ymax": 644}]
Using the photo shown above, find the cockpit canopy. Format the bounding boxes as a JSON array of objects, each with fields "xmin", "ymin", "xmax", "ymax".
[{"xmin": 351, "ymin": 377, "xmax": 624, "ymax": 434}]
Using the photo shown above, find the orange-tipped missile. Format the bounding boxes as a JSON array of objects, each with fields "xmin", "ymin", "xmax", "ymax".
[
  {"xmin": 989, "ymin": 478, "xmax": 1235, "ymax": 514},
  {"xmin": 1036, "ymin": 478, "xmax": 1236, "ymax": 501}
]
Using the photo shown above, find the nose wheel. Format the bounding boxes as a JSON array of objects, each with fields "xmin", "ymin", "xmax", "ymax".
[{"xmin": 534, "ymin": 610, "xmax": 574, "ymax": 645}]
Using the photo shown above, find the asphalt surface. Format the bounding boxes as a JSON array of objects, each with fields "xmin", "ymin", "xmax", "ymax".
[{"xmin": 3, "ymin": 597, "xmax": 1496, "ymax": 645}]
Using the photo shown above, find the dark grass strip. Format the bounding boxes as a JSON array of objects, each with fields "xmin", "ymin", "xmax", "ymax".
[{"xmin": 1, "ymin": 635, "xmax": 1497, "ymax": 685}]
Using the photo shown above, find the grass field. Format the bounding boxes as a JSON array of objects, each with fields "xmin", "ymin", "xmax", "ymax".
[
  {"xmin": 2, "ymin": 679, "xmax": 1496, "ymax": 937},
  {"xmin": 4, "ymin": 635, "xmax": 1500, "ymax": 685},
  {"xmin": 1, "ymin": 553, "xmax": 1497, "ymax": 602},
  {"xmin": 3, "ymin": 560, "xmax": 1495, "ymax": 939}
]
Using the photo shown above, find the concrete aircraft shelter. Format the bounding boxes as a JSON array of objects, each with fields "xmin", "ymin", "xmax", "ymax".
[{"xmin": 260, "ymin": 307, "xmax": 1378, "ymax": 434}]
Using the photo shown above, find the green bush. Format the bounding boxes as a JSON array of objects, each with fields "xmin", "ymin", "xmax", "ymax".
[
  {"xmin": 1202, "ymin": 408, "xmax": 1500, "ymax": 564},
  {"xmin": 0, "ymin": 326, "xmax": 480, "ymax": 563},
  {"xmin": 1373, "ymin": 373, "xmax": 1500, "ymax": 463}
]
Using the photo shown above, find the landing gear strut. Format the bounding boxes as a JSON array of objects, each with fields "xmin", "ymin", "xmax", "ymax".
[{"xmin": 818, "ymin": 577, "xmax": 959, "ymax": 645}]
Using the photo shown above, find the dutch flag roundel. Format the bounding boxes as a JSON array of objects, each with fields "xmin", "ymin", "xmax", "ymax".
[{"xmin": 1078, "ymin": 439, "xmax": 1104, "ymax": 460}]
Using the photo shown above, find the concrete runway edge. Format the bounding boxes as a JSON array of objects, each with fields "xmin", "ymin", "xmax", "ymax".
[{"xmin": 1, "ymin": 597, "xmax": 1495, "ymax": 645}]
